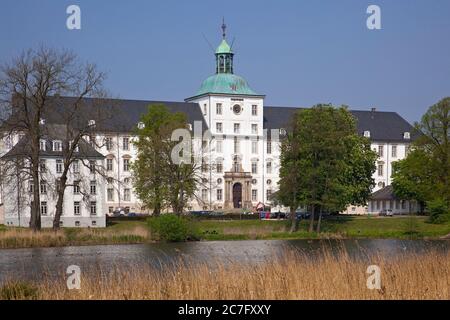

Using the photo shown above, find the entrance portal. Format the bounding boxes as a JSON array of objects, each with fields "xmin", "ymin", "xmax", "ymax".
[{"xmin": 232, "ymin": 183, "xmax": 242, "ymax": 208}]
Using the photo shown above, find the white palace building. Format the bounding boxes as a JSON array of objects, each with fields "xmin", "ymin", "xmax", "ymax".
[{"xmin": 0, "ymin": 26, "xmax": 418, "ymax": 227}]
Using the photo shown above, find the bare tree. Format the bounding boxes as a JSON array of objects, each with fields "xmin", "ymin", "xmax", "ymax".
[{"xmin": 0, "ymin": 46, "xmax": 107, "ymax": 231}]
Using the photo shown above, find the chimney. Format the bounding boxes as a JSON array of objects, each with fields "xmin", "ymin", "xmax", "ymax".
[{"xmin": 371, "ymin": 107, "xmax": 376, "ymax": 119}]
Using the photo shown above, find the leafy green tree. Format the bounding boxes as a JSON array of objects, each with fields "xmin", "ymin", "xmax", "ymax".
[
  {"xmin": 392, "ymin": 97, "xmax": 449, "ymax": 221},
  {"xmin": 132, "ymin": 104, "xmax": 197, "ymax": 215},
  {"xmin": 278, "ymin": 105, "xmax": 376, "ymax": 233}
]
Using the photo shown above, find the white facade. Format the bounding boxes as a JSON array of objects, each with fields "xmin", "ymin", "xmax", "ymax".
[
  {"xmin": 0, "ymin": 33, "xmax": 416, "ymax": 223},
  {"xmin": 1, "ymin": 137, "xmax": 106, "ymax": 228}
]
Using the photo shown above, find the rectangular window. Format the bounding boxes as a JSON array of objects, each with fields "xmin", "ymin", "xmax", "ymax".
[
  {"xmin": 252, "ymin": 162, "xmax": 257, "ymax": 174},
  {"xmin": 53, "ymin": 140, "xmax": 62, "ymax": 152},
  {"xmin": 40, "ymin": 180, "xmax": 47, "ymax": 194},
  {"xmin": 73, "ymin": 181, "xmax": 80, "ymax": 194},
  {"xmin": 216, "ymin": 103, "xmax": 222, "ymax": 115},
  {"xmin": 252, "ymin": 190, "xmax": 257, "ymax": 201},
  {"xmin": 267, "ymin": 141, "xmax": 272, "ymax": 154},
  {"xmin": 252, "ymin": 141, "xmax": 258, "ymax": 154},
  {"xmin": 73, "ymin": 160, "xmax": 79, "ymax": 173},
  {"xmin": 40, "ymin": 160, "xmax": 46, "ymax": 173},
  {"xmin": 28, "ymin": 181, "xmax": 34, "ymax": 193},
  {"xmin": 395, "ymin": 200, "xmax": 399, "ymax": 210},
  {"xmin": 378, "ymin": 145, "xmax": 384, "ymax": 157},
  {"xmin": 266, "ymin": 189, "xmax": 272, "ymax": 200},
  {"xmin": 217, "ymin": 189, "xmax": 223, "ymax": 201},
  {"xmin": 203, "ymin": 104, "xmax": 207, "ymax": 115},
  {"xmin": 123, "ymin": 137, "xmax": 129, "ymax": 151},
  {"xmin": 216, "ymin": 140, "xmax": 223, "ymax": 153},
  {"xmin": 89, "ymin": 161, "xmax": 96, "ymax": 174},
  {"xmin": 201, "ymin": 189, "xmax": 208, "ymax": 201},
  {"xmin": 234, "ymin": 137, "xmax": 240, "ymax": 153},
  {"xmin": 90, "ymin": 180, "xmax": 96, "ymax": 195},
  {"xmin": 56, "ymin": 159, "xmax": 63, "ymax": 174},
  {"xmin": 124, "ymin": 188, "xmax": 131, "ymax": 202},
  {"xmin": 39, "ymin": 139, "xmax": 46, "ymax": 151},
  {"xmin": 201, "ymin": 160, "xmax": 208, "ymax": 173},
  {"xmin": 401, "ymin": 201, "xmax": 406, "ymax": 209},
  {"xmin": 90, "ymin": 201, "xmax": 97, "ymax": 215},
  {"xmin": 107, "ymin": 159, "xmax": 113, "ymax": 171},
  {"xmin": 40, "ymin": 201, "xmax": 47, "ymax": 216},
  {"xmin": 216, "ymin": 122, "xmax": 223, "ymax": 133},
  {"xmin": 74, "ymin": 201, "xmax": 80, "ymax": 215},
  {"xmin": 234, "ymin": 123, "xmax": 240, "ymax": 134},
  {"xmin": 105, "ymin": 137, "xmax": 113, "ymax": 151},
  {"xmin": 267, "ymin": 162, "xmax": 272, "ymax": 174},
  {"xmin": 251, "ymin": 124, "xmax": 258, "ymax": 134},
  {"xmin": 392, "ymin": 145, "xmax": 397, "ymax": 158},
  {"xmin": 107, "ymin": 188, "xmax": 114, "ymax": 202},
  {"xmin": 123, "ymin": 159, "xmax": 130, "ymax": 172},
  {"xmin": 216, "ymin": 162, "xmax": 223, "ymax": 173},
  {"xmin": 252, "ymin": 105, "xmax": 257, "ymax": 116},
  {"xmin": 378, "ymin": 164, "xmax": 384, "ymax": 177}
]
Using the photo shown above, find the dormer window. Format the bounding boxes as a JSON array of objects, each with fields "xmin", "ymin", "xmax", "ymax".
[
  {"xmin": 403, "ymin": 132, "xmax": 410, "ymax": 140},
  {"xmin": 279, "ymin": 128, "xmax": 287, "ymax": 136},
  {"xmin": 137, "ymin": 122, "xmax": 145, "ymax": 129},
  {"xmin": 39, "ymin": 139, "xmax": 46, "ymax": 151},
  {"xmin": 88, "ymin": 119, "xmax": 96, "ymax": 127},
  {"xmin": 70, "ymin": 140, "xmax": 79, "ymax": 152},
  {"xmin": 364, "ymin": 131, "xmax": 371, "ymax": 138},
  {"xmin": 53, "ymin": 140, "xmax": 62, "ymax": 152}
]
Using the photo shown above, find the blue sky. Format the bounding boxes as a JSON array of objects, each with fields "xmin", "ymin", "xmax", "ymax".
[{"xmin": 1, "ymin": 0, "xmax": 449, "ymax": 123}]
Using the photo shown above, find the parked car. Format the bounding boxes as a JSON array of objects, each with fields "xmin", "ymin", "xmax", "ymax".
[
  {"xmin": 112, "ymin": 207, "xmax": 128, "ymax": 217},
  {"xmin": 270, "ymin": 211, "xmax": 286, "ymax": 219},
  {"xmin": 380, "ymin": 209, "xmax": 393, "ymax": 217}
]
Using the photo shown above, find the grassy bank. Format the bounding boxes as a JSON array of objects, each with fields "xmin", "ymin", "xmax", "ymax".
[
  {"xmin": 1, "ymin": 248, "xmax": 448, "ymax": 299},
  {"xmin": 197, "ymin": 216, "xmax": 450, "ymax": 240},
  {"xmin": 0, "ymin": 216, "xmax": 449, "ymax": 249},
  {"xmin": 0, "ymin": 221, "xmax": 148, "ymax": 249}
]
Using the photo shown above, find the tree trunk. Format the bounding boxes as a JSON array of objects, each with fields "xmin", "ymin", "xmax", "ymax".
[
  {"xmin": 316, "ymin": 206, "xmax": 323, "ymax": 233},
  {"xmin": 53, "ymin": 175, "xmax": 67, "ymax": 230},
  {"xmin": 289, "ymin": 206, "xmax": 298, "ymax": 233},
  {"xmin": 308, "ymin": 205, "xmax": 315, "ymax": 233},
  {"xmin": 30, "ymin": 158, "xmax": 41, "ymax": 231},
  {"xmin": 153, "ymin": 203, "xmax": 161, "ymax": 216}
]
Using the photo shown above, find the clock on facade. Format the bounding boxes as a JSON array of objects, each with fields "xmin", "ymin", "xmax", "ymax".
[{"xmin": 233, "ymin": 104, "xmax": 242, "ymax": 114}]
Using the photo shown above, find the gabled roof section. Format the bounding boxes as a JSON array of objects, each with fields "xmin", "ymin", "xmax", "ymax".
[
  {"xmin": 370, "ymin": 185, "xmax": 397, "ymax": 201},
  {"xmin": 263, "ymin": 106, "xmax": 418, "ymax": 142},
  {"xmin": 38, "ymin": 96, "xmax": 208, "ymax": 134},
  {"xmin": 1, "ymin": 124, "xmax": 104, "ymax": 160}
]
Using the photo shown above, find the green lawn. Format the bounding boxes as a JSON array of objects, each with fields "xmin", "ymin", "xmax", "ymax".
[{"xmin": 195, "ymin": 216, "xmax": 450, "ymax": 240}]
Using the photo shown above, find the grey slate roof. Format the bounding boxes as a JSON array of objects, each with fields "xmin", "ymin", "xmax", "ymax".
[
  {"xmin": 263, "ymin": 106, "xmax": 418, "ymax": 142},
  {"xmin": 19, "ymin": 96, "xmax": 416, "ymax": 142},
  {"xmin": 1, "ymin": 124, "xmax": 104, "ymax": 160},
  {"xmin": 370, "ymin": 185, "xmax": 398, "ymax": 201},
  {"xmin": 40, "ymin": 96, "xmax": 208, "ymax": 134}
]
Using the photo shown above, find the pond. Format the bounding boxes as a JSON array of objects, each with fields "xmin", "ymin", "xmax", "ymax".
[{"xmin": 0, "ymin": 239, "xmax": 448, "ymax": 283}]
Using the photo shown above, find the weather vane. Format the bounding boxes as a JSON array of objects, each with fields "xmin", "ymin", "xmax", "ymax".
[{"xmin": 221, "ymin": 17, "xmax": 227, "ymax": 39}]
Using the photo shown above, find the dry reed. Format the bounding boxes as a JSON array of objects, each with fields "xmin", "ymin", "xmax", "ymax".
[
  {"xmin": 3, "ymin": 246, "xmax": 448, "ymax": 300},
  {"xmin": 0, "ymin": 226, "xmax": 149, "ymax": 249}
]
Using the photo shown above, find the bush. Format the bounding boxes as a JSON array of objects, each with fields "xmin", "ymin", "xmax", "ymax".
[
  {"xmin": 427, "ymin": 198, "xmax": 450, "ymax": 224},
  {"xmin": 0, "ymin": 281, "xmax": 39, "ymax": 300},
  {"xmin": 147, "ymin": 214, "xmax": 199, "ymax": 242}
]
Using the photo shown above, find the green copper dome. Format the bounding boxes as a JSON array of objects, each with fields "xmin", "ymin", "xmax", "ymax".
[
  {"xmin": 196, "ymin": 73, "xmax": 258, "ymax": 96},
  {"xmin": 216, "ymin": 39, "xmax": 232, "ymax": 54}
]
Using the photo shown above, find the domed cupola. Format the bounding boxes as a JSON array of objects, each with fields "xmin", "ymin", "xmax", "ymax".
[{"xmin": 187, "ymin": 20, "xmax": 261, "ymax": 99}]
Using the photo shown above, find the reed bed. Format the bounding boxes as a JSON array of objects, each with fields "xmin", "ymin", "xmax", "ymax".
[
  {"xmin": 0, "ymin": 226, "xmax": 149, "ymax": 249},
  {"xmin": 1, "ymin": 246, "xmax": 448, "ymax": 300}
]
